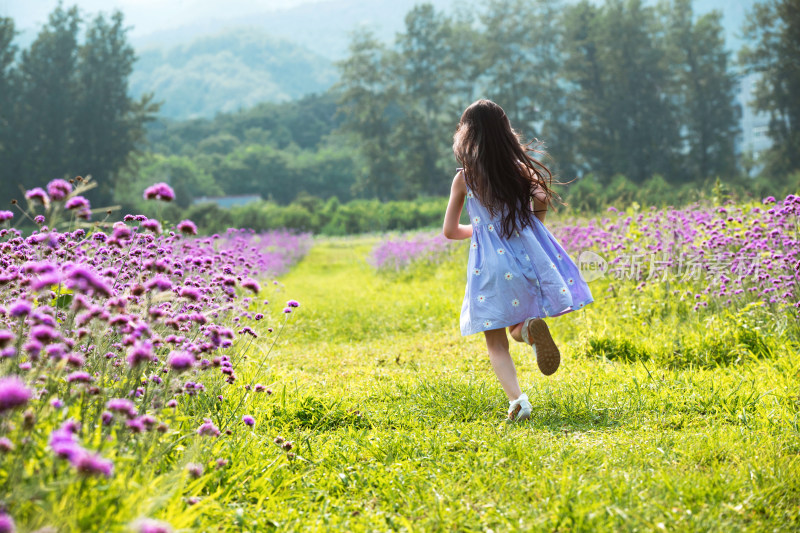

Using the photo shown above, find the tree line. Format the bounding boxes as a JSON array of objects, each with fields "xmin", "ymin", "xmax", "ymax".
[{"xmin": 1, "ymin": 0, "xmax": 798, "ymax": 221}]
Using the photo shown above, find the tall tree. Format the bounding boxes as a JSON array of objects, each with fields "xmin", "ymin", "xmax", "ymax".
[
  {"xmin": 562, "ymin": 0, "xmax": 680, "ymax": 183},
  {"xmin": 392, "ymin": 4, "xmax": 456, "ymax": 197},
  {"xmin": 740, "ymin": 0, "xmax": 800, "ymax": 175},
  {"xmin": 336, "ymin": 29, "xmax": 397, "ymax": 200},
  {"xmin": 0, "ymin": 18, "xmax": 17, "ymax": 204},
  {"xmin": 662, "ymin": 0, "xmax": 740, "ymax": 181},
  {"xmin": 73, "ymin": 11, "xmax": 159, "ymax": 205},
  {"xmin": 16, "ymin": 5, "xmax": 81, "ymax": 189}
]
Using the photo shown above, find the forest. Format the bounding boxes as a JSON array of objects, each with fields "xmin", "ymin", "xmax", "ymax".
[{"xmin": 1, "ymin": 0, "xmax": 799, "ymax": 233}]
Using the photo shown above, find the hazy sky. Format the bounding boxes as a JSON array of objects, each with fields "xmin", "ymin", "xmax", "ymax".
[{"xmin": 0, "ymin": 0, "xmax": 322, "ymax": 35}]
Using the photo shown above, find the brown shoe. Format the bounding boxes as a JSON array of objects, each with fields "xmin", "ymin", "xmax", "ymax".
[{"xmin": 525, "ymin": 318, "xmax": 560, "ymax": 376}]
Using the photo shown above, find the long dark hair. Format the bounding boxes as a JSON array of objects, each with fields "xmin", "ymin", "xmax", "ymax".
[{"xmin": 453, "ymin": 99, "xmax": 557, "ymax": 238}]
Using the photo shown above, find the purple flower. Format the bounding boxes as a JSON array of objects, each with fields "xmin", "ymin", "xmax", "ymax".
[
  {"xmin": 8, "ymin": 300, "xmax": 32, "ymax": 318},
  {"xmin": 25, "ymin": 187, "xmax": 49, "ymax": 205},
  {"xmin": 142, "ymin": 218, "xmax": 162, "ymax": 233},
  {"xmin": 145, "ymin": 276, "xmax": 172, "ymax": 291},
  {"xmin": 286, "ymin": 300, "xmax": 300, "ymax": 308},
  {"xmin": 34, "ymin": 215, "xmax": 45, "ymax": 224},
  {"xmin": 101, "ymin": 411, "xmax": 113, "ymax": 425},
  {"xmin": 136, "ymin": 519, "xmax": 173, "ymax": 533},
  {"xmin": 49, "ymin": 422, "xmax": 80, "ymax": 460},
  {"xmin": 65, "ymin": 265, "xmax": 113, "ymax": 298},
  {"xmin": 241, "ymin": 278, "xmax": 260, "ymax": 294},
  {"xmin": 47, "ymin": 178, "xmax": 73, "ymax": 201},
  {"xmin": 197, "ymin": 418, "xmax": 220, "ymax": 437},
  {"xmin": 0, "ymin": 513, "xmax": 15, "ymax": 533},
  {"xmin": 179, "ymin": 286, "xmax": 201, "ymax": 301},
  {"xmin": 168, "ymin": 351, "xmax": 194, "ymax": 371},
  {"xmin": 177, "ymin": 220, "xmax": 198, "ymax": 235},
  {"xmin": 0, "ymin": 211, "xmax": 13, "ymax": 222},
  {"xmin": 0, "ymin": 330, "xmax": 13, "ymax": 348},
  {"xmin": 283, "ymin": 307, "xmax": 292, "ymax": 314},
  {"xmin": 107, "ymin": 398, "xmax": 137, "ymax": 418},
  {"xmin": 0, "ymin": 437, "xmax": 13, "ymax": 453},
  {"xmin": 50, "ymin": 397, "xmax": 64, "ymax": 408},
  {"xmin": 186, "ymin": 462, "xmax": 204, "ymax": 478},
  {"xmin": 66, "ymin": 371, "xmax": 92, "ymax": 384},
  {"xmin": 127, "ymin": 340, "xmax": 154, "ymax": 368},
  {"xmin": 143, "ymin": 182, "xmax": 175, "ymax": 202},
  {"xmin": 242, "ymin": 415, "xmax": 255, "ymax": 427},
  {"xmin": 65, "ymin": 196, "xmax": 90, "ymax": 210},
  {"xmin": 166, "ymin": 399, "xmax": 177, "ymax": 408},
  {"xmin": 30, "ymin": 325, "xmax": 59, "ymax": 344},
  {"xmin": 74, "ymin": 450, "xmax": 114, "ymax": 477},
  {"xmin": 0, "ymin": 377, "xmax": 31, "ymax": 413}
]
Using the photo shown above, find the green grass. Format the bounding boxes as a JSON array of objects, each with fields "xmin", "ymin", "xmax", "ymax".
[
  {"xmin": 181, "ymin": 237, "xmax": 799, "ymax": 531},
  {"xmin": 12, "ymin": 236, "xmax": 800, "ymax": 532}
]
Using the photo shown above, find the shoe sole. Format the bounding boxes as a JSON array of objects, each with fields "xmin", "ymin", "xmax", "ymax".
[
  {"xmin": 528, "ymin": 318, "xmax": 560, "ymax": 376},
  {"xmin": 508, "ymin": 405, "xmax": 531, "ymax": 422}
]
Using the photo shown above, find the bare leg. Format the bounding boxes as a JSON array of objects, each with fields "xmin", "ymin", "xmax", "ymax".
[
  {"xmin": 484, "ymin": 328, "xmax": 523, "ymax": 401},
  {"xmin": 508, "ymin": 321, "xmax": 525, "ymax": 343}
]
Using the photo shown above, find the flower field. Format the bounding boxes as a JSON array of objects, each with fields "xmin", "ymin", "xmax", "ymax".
[
  {"xmin": 0, "ymin": 180, "xmax": 310, "ymax": 531},
  {"xmin": 0, "ymin": 186, "xmax": 798, "ymax": 531}
]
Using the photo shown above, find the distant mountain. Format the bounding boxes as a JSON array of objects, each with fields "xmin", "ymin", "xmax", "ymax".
[
  {"xmin": 129, "ymin": 28, "xmax": 337, "ymax": 119},
  {"xmin": 125, "ymin": 0, "xmax": 754, "ymax": 120}
]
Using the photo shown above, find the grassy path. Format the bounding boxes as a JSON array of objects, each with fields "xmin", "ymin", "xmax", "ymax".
[{"xmin": 241, "ymin": 237, "xmax": 799, "ymax": 531}]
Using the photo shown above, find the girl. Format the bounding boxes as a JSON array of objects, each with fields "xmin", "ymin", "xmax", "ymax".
[{"xmin": 442, "ymin": 99, "xmax": 594, "ymax": 422}]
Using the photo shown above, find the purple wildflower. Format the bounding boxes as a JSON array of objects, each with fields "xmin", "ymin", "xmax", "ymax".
[
  {"xmin": 186, "ymin": 462, "xmax": 204, "ymax": 478},
  {"xmin": 287, "ymin": 300, "xmax": 300, "ymax": 308},
  {"xmin": 283, "ymin": 307, "xmax": 292, "ymax": 314},
  {"xmin": 242, "ymin": 415, "xmax": 255, "ymax": 427},
  {"xmin": 0, "ymin": 211, "xmax": 13, "ymax": 222},
  {"xmin": 136, "ymin": 518, "xmax": 173, "ymax": 533},
  {"xmin": 51, "ymin": 397, "xmax": 64, "ymax": 408},
  {"xmin": 197, "ymin": 418, "xmax": 220, "ymax": 437},
  {"xmin": 145, "ymin": 276, "xmax": 172, "ymax": 291},
  {"xmin": 0, "ymin": 513, "xmax": 15, "ymax": 533},
  {"xmin": 47, "ymin": 178, "xmax": 73, "ymax": 200},
  {"xmin": 66, "ymin": 371, "xmax": 92, "ymax": 384},
  {"xmin": 177, "ymin": 220, "xmax": 198, "ymax": 236},
  {"xmin": 0, "ymin": 377, "xmax": 31, "ymax": 413},
  {"xmin": 107, "ymin": 398, "xmax": 137, "ymax": 418},
  {"xmin": 25, "ymin": 187, "xmax": 49, "ymax": 205},
  {"xmin": 8, "ymin": 300, "xmax": 32, "ymax": 318},
  {"xmin": 65, "ymin": 196, "xmax": 90, "ymax": 210},
  {"xmin": 74, "ymin": 450, "xmax": 114, "ymax": 477},
  {"xmin": 127, "ymin": 340, "xmax": 154, "ymax": 368},
  {"xmin": 241, "ymin": 278, "xmax": 260, "ymax": 294},
  {"xmin": 142, "ymin": 218, "xmax": 162, "ymax": 233},
  {"xmin": 0, "ymin": 330, "xmax": 13, "ymax": 348},
  {"xmin": 0, "ymin": 437, "xmax": 13, "ymax": 453},
  {"xmin": 167, "ymin": 351, "xmax": 194, "ymax": 371},
  {"xmin": 143, "ymin": 182, "xmax": 175, "ymax": 202}
]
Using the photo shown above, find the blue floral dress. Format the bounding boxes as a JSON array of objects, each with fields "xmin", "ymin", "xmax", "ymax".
[{"xmin": 460, "ymin": 174, "xmax": 594, "ymax": 336}]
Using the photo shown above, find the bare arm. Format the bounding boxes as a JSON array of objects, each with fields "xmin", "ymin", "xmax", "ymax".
[
  {"xmin": 532, "ymin": 180, "xmax": 548, "ymax": 223},
  {"xmin": 442, "ymin": 171, "xmax": 474, "ymax": 240}
]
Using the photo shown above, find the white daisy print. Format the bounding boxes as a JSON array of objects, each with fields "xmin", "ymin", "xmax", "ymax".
[
  {"xmin": 483, "ymin": 320, "xmax": 493, "ymax": 328},
  {"xmin": 467, "ymin": 191, "xmax": 474, "ymax": 199},
  {"xmin": 471, "ymin": 241, "xmax": 478, "ymax": 249},
  {"xmin": 473, "ymin": 216, "xmax": 481, "ymax": 224},
  {"xmin": 557, "ymin": 253, "xmax": 563, "ymax": 260},
  {"xmin": 560, "ymin": 286, "xmax": 568, "ymax": 294},
  {"xmin": 568, "ymin": 278, "xmax": 575, "ymax": 285},
  {"xmin": 524, "ymin": 254, "xmax": 530, "ymax": 262},
  {"xmin": 487, "ymin": 224, "xmax": 494, "ymax": 232},
  {"xmin": 473, "ymin": 268, "xmax": 481, "ymax": 276},
  {"xmin": 511, "ymin": 298, "xmax": 520, "ymax": 307},
  {"xmin": 551, "ymin": 263, "xmax": 557, "ymax": 269},
  {"xmin": 497, "ymin": 248, "xmax": 505, "ymax": 255},
  {"xmin": 515, "ymin": 230, "xmax": 520, "ymax": 237},
  {"xmin": 504, "ymin": 272, "xmax": 513, "ymax": 281},
  {"xmin": 477, "ymin": 295, "xmax": 486, "ymax": 303}
]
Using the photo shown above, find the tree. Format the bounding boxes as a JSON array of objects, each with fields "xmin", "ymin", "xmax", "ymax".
[
  {"xmin": 740, "ymin": 0, "xmax": 800, "ymax": 175},
  {"xmin": 335, "ymin": 29, "xmax": 397, "ymax": 200},
  {"xmin": 15, "ymin": 5, "xmax": 81, "ymax": 189},
  {"xmin": 392, "ymin": 4, "xmax": 457, "ymax": 197},
  {"xmin": 73, "ymin": 11, "xmax": 159, "ymax": 205},
  {"xmin": 0, "ymin": 18, "xmax": 17, "ymax": 204},
  {"xmin": 662, "ymin": 0, "xmax": 740, "ymax": 181},
  {"xmin": 561, "ymin": 0, "xmax": 680, "ymax": 183}
]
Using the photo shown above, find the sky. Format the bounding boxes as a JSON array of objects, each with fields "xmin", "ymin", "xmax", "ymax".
[{"xmin": 0, "ymin": 0, "xmax": 322, "ymax": 37}]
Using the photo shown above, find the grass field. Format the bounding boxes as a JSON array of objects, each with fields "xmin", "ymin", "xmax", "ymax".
[
  {"xmin": 199, "ymin": 236, "xmax": 800, "ymax": 532},
  {"xmin": 3, "ymin": 227, "xmax": 799, "ymax": 532}
]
